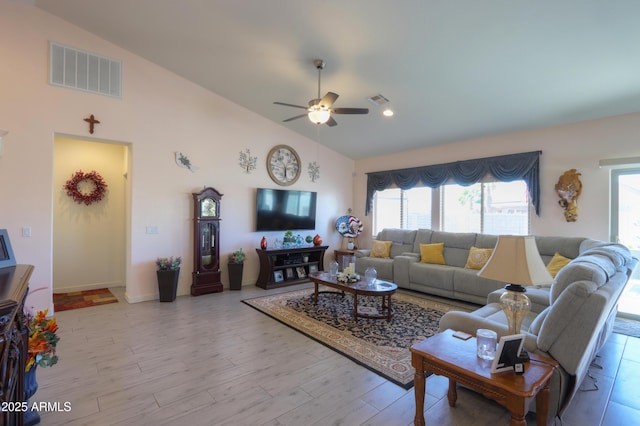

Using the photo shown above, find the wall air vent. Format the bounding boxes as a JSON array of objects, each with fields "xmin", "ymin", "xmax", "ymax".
[{"xmin": 49, "ymin": 42, "xmax": 122, "ymax": 98}]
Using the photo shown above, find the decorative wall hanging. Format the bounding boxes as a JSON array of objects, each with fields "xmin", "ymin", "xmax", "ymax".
[
  {"xmin": 239, "ymin": 149, "xmax": 257, "ymax": 173},
  {"xmin": 555, "ymin": 169, "xmax": 582, "ymax": 222},
  {"xmin": 83, "ymin": 114, "xmax": 100, "ymax": 134},
  {"xmin": 335, "ymin": 213, "xmax": 363, "ymax": 249},
  {"xmin": 308, "ymin": 161, "xmax": 320, "ymax": 182},
  {"xmin": 267, "ymin": 145, "xmax": 300, "ymax": 186},
  {"xmin": 63, "ymin": 170, "xmax": 108, "ymax": 205},
  {"xmin": 175, "ymin": 152, "xmax": 199, "ymax": 172}
]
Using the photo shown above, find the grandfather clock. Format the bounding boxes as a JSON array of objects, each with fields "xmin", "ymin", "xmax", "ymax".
[{"xmin": 191, "ymin": 187, "xmax": 224, "ymax": 295}]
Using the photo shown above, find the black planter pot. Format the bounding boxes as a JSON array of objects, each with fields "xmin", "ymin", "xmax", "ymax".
[
  {"xmin": 24, "ymin": 366, "xmax": 40, "ymax": 426},
  {"xmin": 157, "ymin": 269, "xmax": 180, "ymax": 302},
  {"xmin": 228, "ymin": 262, "xmax": 244, "ymax": 290}
]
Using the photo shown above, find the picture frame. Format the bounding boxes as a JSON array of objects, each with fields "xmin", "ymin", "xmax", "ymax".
[
  {"xmin": 296, "ymin": 266, "xmax": 307, "ymax": 279},
  {"xmin": 0, "ymin": 229, "xmax": 16, "ymax": 269},
  {"xmin": 285, "ymin": 268, "xmax": 294, "ymax": 279},
  {"xmin": 491, "ymin": 334, "xmax": 526, "ymax": 373},
  {"xmin": 308, "ymin": 264, "xmax": 318, "ymax": 273},
  {"xmin": 273, "ymin": 270, "xmax": 284, "ymax": 283}
]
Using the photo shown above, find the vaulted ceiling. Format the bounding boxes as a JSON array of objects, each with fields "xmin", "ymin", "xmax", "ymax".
[{"xmin": 34, "ymin": 0, "xmax": 640, "ymax": 159}]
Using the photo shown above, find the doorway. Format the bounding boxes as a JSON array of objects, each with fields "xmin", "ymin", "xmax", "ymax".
[
  {"xmin": 53, "ymin": 135, "xmax": 130, "ymax": 293},
  {"xmin": 611, "ymin": 168, "xmax": 640, "ymax": 319}
]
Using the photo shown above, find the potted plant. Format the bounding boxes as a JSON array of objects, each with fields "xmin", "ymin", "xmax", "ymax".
[
  {"xmin": 228, "ymin": 248, "xmax": 245, "ymax": 290},
  {"xmin": 283, "ymin": 230, "xmax": 294, "ymax": 243},
  {"xmin": 25, "ymin": 309, "xmax": 60, "ymax": 426},
  {"xmin": 156, "ymin": 256, "xmax": 182, "ymax": 302}
]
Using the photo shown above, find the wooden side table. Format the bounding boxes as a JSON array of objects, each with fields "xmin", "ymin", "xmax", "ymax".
[
  {"xmin": 410, "ymin": 329, "xmax": 558, "ymax": 426},
  {"xmin": 334, "ymin": 249, "xmax": 356, "ymax": 270}
]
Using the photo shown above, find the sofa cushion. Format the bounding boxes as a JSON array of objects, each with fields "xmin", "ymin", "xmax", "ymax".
[
  {"xmin": 474, "ymin": 233, "xmax": 499, "ymax": 249},
  {"xmin": 546, "ymin": 252, "xmax": 571, "ymax": 279},
  {"xmin": 551, "ymin": 258, "xmax": 609, "ymax": 303},
  {"xmin": 413, "ymin": 229, "xmax": 434, "ymax": 252},
  {"xmin": 464, "ymin": 246, "xmax": 493, "ymax": 270},
  {"xmin": 535, "ymin": 236, "xmax": 584, "ymax": 264},
  {"xmin": 356, "ymin": 257, "xmax": 394, "ymax": 281},
  {"xmin": 431, "ymin": 231, "xmax": 477, "ymax": 267},
  {"xmin": 371, "ymin": 240, "xmax": 392, "ymax": 258},
  {"xmin": 410, "ymin": 263, "xmax": 456, "ymax": 291},
  {"xmin": 420, "ymin": 243, "xmax": 445, "ymax": 265},
  {"xmin": 453, "ymin": 268, "xmax": 505, "ymax": 299}
]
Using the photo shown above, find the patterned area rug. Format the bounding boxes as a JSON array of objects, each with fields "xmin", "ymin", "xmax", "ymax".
[
  {"xmin": 53, "ymin": 288, "xmax": 119, "ymax": 312},
  {"xmin": 242, "ymin": 288, "xmax": 474, "ymax": 389},
  {"xmin": 614, "ymin": 317, "xmax": 640, "ymax": 338}
]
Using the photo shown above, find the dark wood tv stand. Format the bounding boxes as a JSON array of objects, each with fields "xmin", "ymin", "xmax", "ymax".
[{"xmin": 255, "ymin": 246, "xmax": 328, "ymax": 289}]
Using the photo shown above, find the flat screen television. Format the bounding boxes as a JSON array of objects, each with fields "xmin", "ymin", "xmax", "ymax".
[{"xmin": 256, "ymin": 188, "xmax": 317, "ymax": 231}]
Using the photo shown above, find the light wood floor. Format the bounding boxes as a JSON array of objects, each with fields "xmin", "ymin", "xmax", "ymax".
[{"xmin": 34, "ymin": 284, "xmax": 640, "ymax": 426}]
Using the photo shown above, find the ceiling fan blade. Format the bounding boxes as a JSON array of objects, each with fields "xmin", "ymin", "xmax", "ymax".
[
  {"xmin": 332, "ymin": 107, "xmax": 369, "ymax": 115},
  {"xmin": 282, "ymin": 113, "xmax": 308, "ymax": 122},
  {"xmin": 326, "ymin": 116, "xmax": 338, "ymax": 127},
  {"xmin": 274, "ymin": 101, "xmax": 308, "ymax": 110},
  {"xmin": 319, "ymin": 92, "xmax": 339, "ymax": 108}
]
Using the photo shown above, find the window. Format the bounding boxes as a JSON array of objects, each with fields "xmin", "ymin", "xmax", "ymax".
[
  {"xmin": 373, "ymin": 187, "xmax": 432, "ymax": 232},
  {"xmin": 372, "ymin": 180, "xmax": 529, "ymax": 235}
]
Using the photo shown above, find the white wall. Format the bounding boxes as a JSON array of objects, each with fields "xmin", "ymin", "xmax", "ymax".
[
  {"xmin": 0, "ymin": 1, "xmax": 354, "ymax": 311},
  {"xmin": 53, "ymin": 137, "xmax": 127, "ymax": 292},
  {"xmin": 354, "ymin": 112, "xmax": 640, "ymax": 248}
]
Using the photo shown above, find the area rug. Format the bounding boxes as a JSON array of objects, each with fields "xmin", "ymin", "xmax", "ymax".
[
  {"xmin": 53, "ymin": 288, "xmax": 119, "ymax": 312},
  {"xmin": 614, "ymin": 317, "xmax": 640, "ymax": 338},
  {"xmin": 242, "ymin": 288, "xmax": 474, "ymax": 389}
]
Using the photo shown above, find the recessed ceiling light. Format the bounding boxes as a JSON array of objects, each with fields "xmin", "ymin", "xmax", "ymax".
[{"xmin": 383, "ymin": 109, "xmax": 394, "ymax": 117}]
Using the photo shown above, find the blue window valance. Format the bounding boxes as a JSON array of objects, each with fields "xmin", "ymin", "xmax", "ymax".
[{"xmin": 365, "ymin": 150, "xmax": 542, "ymax": 216}]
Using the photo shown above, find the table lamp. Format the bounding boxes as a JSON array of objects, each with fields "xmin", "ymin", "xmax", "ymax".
[{"xmin": 477, "ymin": 235, "xmax": 554, "ymax": 335}]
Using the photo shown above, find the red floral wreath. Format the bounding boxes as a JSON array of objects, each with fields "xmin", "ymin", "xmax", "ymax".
[{"xmin": 63, "ymin": 170, "xmax": 108, "ymax": 206}]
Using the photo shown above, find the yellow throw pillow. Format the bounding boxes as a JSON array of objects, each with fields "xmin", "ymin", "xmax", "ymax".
[
  {"xmin": 420, "ymin": 243, "xmax": 445, "ymax": 265},
  {"xmin": 546, "ymin": 252, "xmax": 571, "ymax": 278},
  {"xmin": 371, "ymin": 240, "xmax": 392, "ymax": 258},
  {"xmin": 465, "ymin": 246, "xmax": 493, "ymax": 270}
]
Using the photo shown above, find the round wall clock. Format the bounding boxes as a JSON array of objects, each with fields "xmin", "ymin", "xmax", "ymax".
[{"xmin": 267, "ymin": 144, "xmax": 301, "ymax": 186}]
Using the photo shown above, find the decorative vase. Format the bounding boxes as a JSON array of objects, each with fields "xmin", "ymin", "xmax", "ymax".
[
  {"xmin": 365, "ymin": 267, "xmax": 377, "ymax": 286},
  {"xmin": 347, "ymin": 241, "xmax": 355, "ymax": 250},
  {"xmin": 24, "ymin": 366, "xmax": 40, "ymax": 426},
  {"xmin": 260, "ymin": 236, "xmax": 267, "ymax": 250},
  {"xmin": 157, "ymin": 269, "xmax": 180, "ymax": 302},
  {"xmin": 228, "ymin": 262, "xmax": 244, "ymax": 290},
  {"xmin": 313, "ymin": 234, "xmax": 322, "ymax": 246}
]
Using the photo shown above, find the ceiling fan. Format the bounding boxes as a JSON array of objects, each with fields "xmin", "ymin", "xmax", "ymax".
[{"xmin": 274, "ymin": 59, "xmax": 369, "ymax": 127}]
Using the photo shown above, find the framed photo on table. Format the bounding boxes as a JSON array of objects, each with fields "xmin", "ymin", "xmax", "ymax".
[
  {"xmin": 0, "ymin": 229, "xmax": 16, "ymax": 269},
  {"xmin": 273, "ymin": 270, "xmax": 284, "ymax": 283},
  {"xmin": 285, "ymin": 268, "xmax": 295, "ymax": 279},
  {"xmin": 296, "ymin": 266, "xmax": 307, "ymax": 278},
  {"xmin": 491, "ymin": 334, "xmax": 526, "ymax": 373},
  {"xmin": 308, "ymin": 264, "xmax": 318, "ymax": 273}
]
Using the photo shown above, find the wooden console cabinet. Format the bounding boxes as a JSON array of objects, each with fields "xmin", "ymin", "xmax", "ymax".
[
  {"xmin": 256, "ymin": 246, "xmax": 328, "ymax": 289},
  {"xmin": 0, "ymin": 264, "xmax": 32, "ymax": 426}
]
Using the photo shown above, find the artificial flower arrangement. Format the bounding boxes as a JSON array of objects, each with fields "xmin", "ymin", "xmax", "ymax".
[
  {"xmin": 337, "ymin": 262, "xmax": 360, "ymax": 283},
  {"xmin": 26, "ymin": 309, "xmax": 59, "ymax": 372},
  {"xmin": 156, "ymin": 256, "xmax": 182, "ymax": 270}
]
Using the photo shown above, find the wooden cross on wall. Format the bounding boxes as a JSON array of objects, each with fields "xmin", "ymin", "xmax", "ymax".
[{"xmin": 83, "ymin": 114, "xmax": 100, "ymax": 134}]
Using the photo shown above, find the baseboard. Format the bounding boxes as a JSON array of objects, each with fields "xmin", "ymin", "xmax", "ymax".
[{"xmin": 54, "ymin": 282, "xmax": 124, "ymax": 293}]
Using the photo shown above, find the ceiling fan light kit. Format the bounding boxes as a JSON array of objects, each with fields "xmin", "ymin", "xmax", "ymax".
[
  {"xmin": 274, "ymin": 59, "xmax": 369, "ymax": 127},
  {"xmin": 308, "ymin": 107, "xmax": 331, "ymax": 124}
]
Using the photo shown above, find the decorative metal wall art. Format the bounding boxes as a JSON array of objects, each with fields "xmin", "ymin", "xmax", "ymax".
[
  {"xmin": 308, "ymin": 161, "xmax": 320, "ymax": 182},
  {"xmin": 239, "ymin": 149, "xmax": 257, "ymax": 174},
  {"xmin": 175, "ymin": 152, "xmax": 198, "ymax": 172}
]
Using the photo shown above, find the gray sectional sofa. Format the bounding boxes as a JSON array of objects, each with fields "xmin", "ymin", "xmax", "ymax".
[
  {"xmin": 355, "ymin": 228, "xmax": 587, "ymax": 305},
  {"xmin": 355, "ymin": 228, "xmax": 638, "ymax": 422}
]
